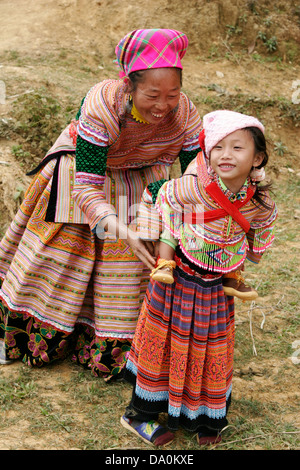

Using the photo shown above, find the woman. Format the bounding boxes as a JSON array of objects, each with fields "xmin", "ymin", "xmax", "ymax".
[{"xmin": 0, "ymin": 29, "xmax": 201, "ymax": 381}]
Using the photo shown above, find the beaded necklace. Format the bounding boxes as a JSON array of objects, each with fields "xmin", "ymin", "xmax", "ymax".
[
  {"xmin": 208, "ymin": 167, "xmax": 250, "ymax": 202},
  {"xmin": 131, "ymin": 102, "xmax": 149, "ymax": 124}
]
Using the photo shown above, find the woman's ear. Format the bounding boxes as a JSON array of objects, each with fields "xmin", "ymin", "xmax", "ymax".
[{"xmin": 125, "ymin": 78, "xmax": 134, "ymax": 94}]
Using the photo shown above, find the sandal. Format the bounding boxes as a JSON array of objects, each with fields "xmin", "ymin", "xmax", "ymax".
[
  {"xmin": 150, "ymin": 259, "xmax": 176, "ymax": 284},
  {"xmin": 120, "ymin": 415, "xmax": 174, "ymax": 447},
  {"xmin": 197, "ymin": 432, "xmax": 222, "ymax": 446},
  {"xmin": 222, "ymin": 270, "xmax": 258, "ymax": 301}
]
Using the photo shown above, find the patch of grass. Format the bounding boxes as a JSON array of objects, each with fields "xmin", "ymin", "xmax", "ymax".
[
  {"xmin": 190, "ymin": 87, "xmax": 300, "ymax": 128},
  {"xmin": 12, "ymin": 88, "xmax": 64, "ymax": 157},
  {"xmin": 0, "ymin": 366, "xmax": 37, "ymax": 410}
]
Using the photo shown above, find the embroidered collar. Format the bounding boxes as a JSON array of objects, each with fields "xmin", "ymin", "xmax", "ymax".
[
  {"xmin": 215, "ymin": 174, "xmax": 249, "ymax": 202},
  {"xmin": 131, "ymin": 103, "xmax": 149, "ymax": 124}
]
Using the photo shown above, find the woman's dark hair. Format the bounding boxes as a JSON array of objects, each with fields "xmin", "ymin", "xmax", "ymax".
[
  {"xmin": 245, "ymin": 126, "xmax": 273, "ymax": 209},
  {"xmin": 128, "ymin": 67, "xmax": 183, "ymax": 92}
]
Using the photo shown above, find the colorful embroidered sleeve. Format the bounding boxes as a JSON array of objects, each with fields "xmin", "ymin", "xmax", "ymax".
[
  {"xmin": 73, "ymin": 183, "xmax": 117, "ymax": 230},
  {"xmin": 154, "ymin": 180, "xmax": 185, "ymax": 238},
  {"xmin": 246, "ymin": 195, "xmax": 277, "ymax": 263},
  {"xmin": 72, "ymin": 81, "xmax": 121, "ymax": 229},
  {"xmin": 246, "ymin": 221, "xmax": 276, "ymax": 263}
]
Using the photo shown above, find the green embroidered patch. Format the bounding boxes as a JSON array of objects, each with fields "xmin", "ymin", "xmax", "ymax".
[{"xmin": 75, "ymin": 135, "xmax": 108, "ymax": 175}]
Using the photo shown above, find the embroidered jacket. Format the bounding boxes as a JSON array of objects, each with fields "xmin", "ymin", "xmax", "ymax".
[
  {"xmin": 137, "ymin": 152, "xmax": 277, "ymax": 272},
  {"xmin": 34, "ymin": 79, "xmax": 201, "ymax": 228}
]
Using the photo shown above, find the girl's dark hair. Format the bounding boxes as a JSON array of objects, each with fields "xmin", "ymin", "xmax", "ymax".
[
  {"xmin": 128, "ymin": 67, "xmax": 183, "ymax": 91},
  {"xmin": 245, "ymin": 126, "xmax": 273, "ymax": 209}
]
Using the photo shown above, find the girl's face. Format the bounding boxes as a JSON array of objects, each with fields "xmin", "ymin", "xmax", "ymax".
[
  {"xmin": 210, "ymin": 129, "xmax": 264, "ymax": 193},
  {"xmin": 130, "ymin": 68, "xmax": 181, "ymax": 125}
]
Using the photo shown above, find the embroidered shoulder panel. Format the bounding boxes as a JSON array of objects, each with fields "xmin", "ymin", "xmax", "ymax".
[{"xmin": 155, "ymin": 171, "xmax": 277, "ymax": 272}]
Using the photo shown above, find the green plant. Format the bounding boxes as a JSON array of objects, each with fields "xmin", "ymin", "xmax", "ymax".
[
  {"xmin": 247, "ymin": 0, "xmax": 258, "ymax": 14},
  {"xmin": 274, "ymin": 141, "xmax": 287, "ymax": 156},
  {"xmin": 265, "ymin": 36, "xmax": 278, "ymax": 52},
  {"xmin": 257, "ymin": 31, "xmax": 267, "ymax": 42},
  {"xmin": 257, "ymin": 32, "xmax": 278, "ymax": 53}
]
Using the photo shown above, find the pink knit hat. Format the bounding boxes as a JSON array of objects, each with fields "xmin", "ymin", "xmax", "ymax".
[
  {"xmin": 115, "ymin": 29, "xmax": 188, "ymax": 78},
  {"xmin": 200, "ymin": 110, "xmax": 265, "ymax": 157}
]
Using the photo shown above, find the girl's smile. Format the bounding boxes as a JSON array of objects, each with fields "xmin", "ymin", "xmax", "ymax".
[{"xmin": 218, "ymin": 163, "xmax": 236, "ymax": 170}]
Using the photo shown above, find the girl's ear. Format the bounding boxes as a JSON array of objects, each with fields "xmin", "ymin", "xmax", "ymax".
[{"xmin": 253, "ymin": 151, "xmax": 265, "ymax": 168}]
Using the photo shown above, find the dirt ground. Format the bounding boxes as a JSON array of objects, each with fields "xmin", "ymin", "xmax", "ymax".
[{"xmin": 0, "ymin": 0, "xmax": 299, "ymax": 451}]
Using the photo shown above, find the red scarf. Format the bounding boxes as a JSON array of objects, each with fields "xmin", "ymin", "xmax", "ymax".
[{"xmin": 183, "ymin": 181, "xmax": 256, "ymax": 233}]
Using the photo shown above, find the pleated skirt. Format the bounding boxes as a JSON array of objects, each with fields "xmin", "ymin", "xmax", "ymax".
[{"xmin": 125, "ymin": 253, "xmax": 235, "ymax": 431}]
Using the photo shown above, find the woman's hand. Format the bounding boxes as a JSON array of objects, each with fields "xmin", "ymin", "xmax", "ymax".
[
  {"xmin": 99, "ymin": 215, "xmax": 156, "ymax": 270},
  {"xmin": 126, "ymin": 233, "xmax": 157, "ymax": 270}
]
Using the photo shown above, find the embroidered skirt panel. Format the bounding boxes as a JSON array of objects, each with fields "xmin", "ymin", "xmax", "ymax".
[{"xmin": 0, "ymin": 154, "xmax": 169, "ymax": 339}]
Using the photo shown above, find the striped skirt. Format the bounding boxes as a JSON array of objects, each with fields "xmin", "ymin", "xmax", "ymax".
[
  {"xmin": 0, "ymin": 154, "xmax": 166, "ymax": 379},
  {"xmin": 125, "ymin": 252, "xmax": 235, "ymax": 431}
]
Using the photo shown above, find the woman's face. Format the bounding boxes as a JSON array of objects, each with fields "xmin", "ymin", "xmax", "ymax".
[{"xmin": 130, "ymin": 68, "xmax": 181, "ymax": 124}]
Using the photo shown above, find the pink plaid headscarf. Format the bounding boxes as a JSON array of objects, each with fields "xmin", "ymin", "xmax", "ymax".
[{"xmin": 115, "ymin": 29, "xmax": 188, "ymax": 78}]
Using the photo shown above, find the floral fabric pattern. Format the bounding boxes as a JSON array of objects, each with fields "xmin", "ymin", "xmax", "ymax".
[{"xmin": 0, "ymin": 304, "xmax": 130, "ymax": 381}]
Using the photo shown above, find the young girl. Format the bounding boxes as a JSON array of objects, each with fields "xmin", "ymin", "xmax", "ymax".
[
  {"xmin": 149, "ymin": 111, "xmax": 270, "ymax": 300},
  {"xmin": 120, "ymin": 110, "xmax": 277, "ymax": 447}
]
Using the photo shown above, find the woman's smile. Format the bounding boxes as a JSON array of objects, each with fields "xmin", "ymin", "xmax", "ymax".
[{"xmin": 151, "ymin": 112, "xmax": 165, "ymax": 119}]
